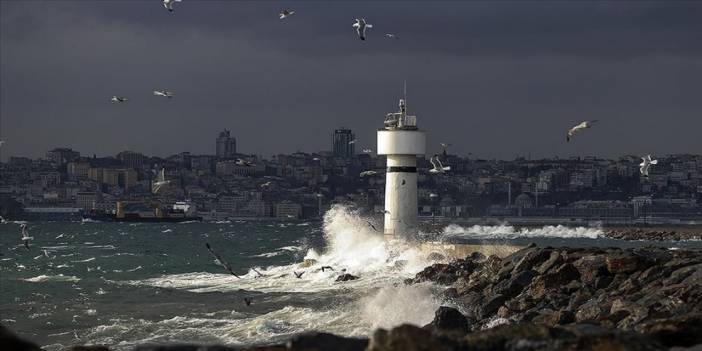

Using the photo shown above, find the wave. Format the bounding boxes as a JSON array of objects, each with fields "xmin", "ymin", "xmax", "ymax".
[
  {"xmin": 24, "ymin": 274, "xmax": 81, "ymax": 283},
  {"xmin": 441, "ymin": 223, "xmax": 603, "ymax": 239}
]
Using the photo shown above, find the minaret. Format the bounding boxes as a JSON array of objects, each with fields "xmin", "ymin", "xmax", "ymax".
[{"xmin": 377, "ymin": 88, "xmax": 426, "ymax": 240}]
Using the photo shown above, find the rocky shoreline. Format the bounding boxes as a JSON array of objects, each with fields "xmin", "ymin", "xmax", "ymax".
[
  {"xmin": 603, "ymin": 227, "xmax": 702, "ymax": 241},
  {"xmin": 4, "ymin": 245, "xmax": 701, "ymax": 351}
]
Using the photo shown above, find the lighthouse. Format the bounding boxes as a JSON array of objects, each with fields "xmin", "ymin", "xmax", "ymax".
[{"xmin": 377, "ymin": 93, "xmax": 426, "ymax": 240}]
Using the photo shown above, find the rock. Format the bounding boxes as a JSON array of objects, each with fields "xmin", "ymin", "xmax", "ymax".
[
  {"xmin": 424, "ymin": 306, "xmax": 470, "ymax": 334},
  {"xmin": 606, "ymin": 253, "xmax": 644, "ymax": 274},
  {"xmin": 286, "ymin": 332, "xmax": 368, "ymax": 351},
  {"xmin": 479, "ymin": 293, "xmax": 507, "ymax": 319},
  {"xmin": 573, "ymin": 255, "xmax": 609, "ymax": 285},
  {"xmin": 367, "ymin": 324, "xmax": 457, "ymax": 351},
  {"xmin": 575, "ymin": 299, "xmax": 606, "ymax": 323},
  {"xmin": 69, "ymin": 347, "xmax": 111, "ymax": 351},
  {"xmin": 513, "ymin": 249, "xmax": 553, "ymax": 273},
  {"xmin": 535, "ymin": 250, "xmax": 563, "ymax": 274},
  {"xmin": 492, "ymin": 269, "xmax": 535, "ymax": 299},
  {"xmin": 335, "ymin": 273, "xmax": 359, "ymax": 282},
  {"xmin": 639, "ymin": 314, "xmax": 702, "ymax": 348},
  {"xmin": 0, "ymin": 325, "xmax": 42, "ymax": 351}
]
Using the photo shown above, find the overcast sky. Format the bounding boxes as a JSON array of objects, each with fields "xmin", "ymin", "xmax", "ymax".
[{"xmin": 1, "ymin": 0, "xmax": 701, "ymax": 161}]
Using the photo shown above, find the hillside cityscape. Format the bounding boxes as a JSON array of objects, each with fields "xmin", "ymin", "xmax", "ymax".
[{"xmin": 1, "ymin": 128, "xmax": 701, "ymax": 223}]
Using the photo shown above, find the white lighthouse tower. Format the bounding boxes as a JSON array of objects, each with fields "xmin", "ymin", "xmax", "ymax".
[{"xmin": 377, "ymin": 91, "xmax": 426, "ymax": 240}]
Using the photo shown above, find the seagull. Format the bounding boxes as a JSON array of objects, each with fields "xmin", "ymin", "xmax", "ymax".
[
  {"xmin": 385, "ymin": 33, "xmax": 399, "ymax": 39},
  {"xmin": 348, "ymin": 139, "xmax": 357, "ymax": 145},
  {"xmin": 429, "ymin": 193, "xmax": 439, "ymax": 198},
  {"xmin": 360, "ymin": 170, "xmax": 377, "ymax": 177},
  {"xmin": 251, "ymin": 268, "xmax": 265, "ymax": 278},
  {"xmin": 260, "ymin": 182, "xmax": 272, "ymax": 188},
  {"xmin": 110, "ymin": 96, "xmax": 127, "ymax": 103},
  {"xmin": 235, "ymin": 159, "xmax": 252, "ymax": 166},
  {"xmin": 151, "ymin": 168, "xmax": 171, "ymax": 194},
  {"xmin": 321, "ymin": 266, "xmax": 334, "ymax": 272},
  {"xmin": 639, "ymin": 155, "xmax": 658, "ymax": 177},
  {"xmin": 566, "ymin": 120, "xmax": 598, "ymax": 142},
  {"xmin": 362, "ymin": 148, "xmax": 373, "ymax": 153},
  {"xmin": 429, "ymin": 155, "xmax": 451, "ymax": 174},
  {"xmin": 352, "ymin": 19, "xmax": 372, "ymax": 40},
  {"xmin": 366, "ymin": 221, "xmax": 379, "ymax": 232},
  {"xmin": 20, "ymin": 224, "xmax": 32, "ymax": 250},
  {"xmin": 279, "ymin": 9, "xmax": 295, "ymax": 19},
  {"xmin": 312, "ymin": 157, "xmax": 320, "ymax": 161},
  {"xmin": 440, "ymin": 143, "xmax": 452, "ymax": 149},
  {"xmin": 0, "ymin": 140, "xmax": 4, "ymax": 147},
  {"xmin": 244, "ymin": 297, "xmax": 252, "ymax": 306},
  {"xmin": 293, "ymin": 271, "xmax": 305, "ymax": 279},
  {"xmin": 153, "ymin": 90, "xmax": 174, "ymax": 98},
  {"xmin": 376, "ymin": 209, "xmax": 390, "ymax": 214},
  {"xmin": 163, "ymin": 0, "xmax": 182, "ymax": 12},
  {"xmin": 205, "ymin": 243, "xmax": 241, "ymax": 278}
]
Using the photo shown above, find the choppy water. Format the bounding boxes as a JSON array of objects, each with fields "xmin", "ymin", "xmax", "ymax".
[{"xmin": 1, "ymin": 206, "xmax": 699, "ymax": 350}]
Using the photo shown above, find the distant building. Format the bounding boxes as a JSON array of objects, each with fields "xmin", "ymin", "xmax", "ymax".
[
  {"xmin": 276, "ymin": 201, "xmax": 302, "ymax": 219},
  {"xmin": 118, "ymin": 151, "xmax": 144, "ymax": 169},
  {"xmin": 332, "ymin": 128, "xmax": 355, "ymax": 158},
  {"xmin": 216, "ymin": 130, "xmax": 237, "ymax": 159},
  {"xmin": 46, "ymin": 148, "xmax": 80, "ymax": 165},
  {"xmin": 67, "ymin": 162, "xmax": 90, "ymax": 179}
]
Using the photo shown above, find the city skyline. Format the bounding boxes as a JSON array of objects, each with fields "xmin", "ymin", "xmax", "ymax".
[{"xmin": 1, "ymin": 1, "xmax": 701, "ymax": 161}]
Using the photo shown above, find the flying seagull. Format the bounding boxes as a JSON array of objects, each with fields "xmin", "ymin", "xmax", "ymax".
[
  {"xmin": 235, "ymin": 159, "xmax": 252, "ymax": 166},
  {"xmin": 110, "ymin": 96, "xmax": 127, "ymax": 103},
  {"xmin": 376, "ymin": 209, "xmax": 390, "ymax": 214},
  {"xmin": 163, "ymin": 0, "xmax": 182, "ymax": 12},
  {"xmin": 20, "ymin": 224, "xmax": 32, "ymax": 250},
  {"xmin": 366, "ymin": 221, "xmax": 379, "ymax": 232},
  {"xmin": 348, "ymin": 139, "xmax": 357, "ymax": 145},
  {"xmin": 152, "ymin": 168, "xmax": 171, "ymax": 194},
  {"xmin": 321, "ymin": 266, "xmax": 334, "ymax": 272},
  {"xmin": 352, "ymin": 19, "xmax": 372, "ymax": 40},
  {"xmin": 260, "ymin": 181, "xmax": 272, "ymax": 188},
  {"xmin": 244, "ymin": 297, "xmax": 252, "ymax": 306},
  {"xmin": 205, "ymin": 243, "xmax": 241, "ymax": 278},
  {"xmin": 153, "ymin": 90, "xmax": 174, "ymax": 98},
  {"xmin": 429, "ymin": 193, "xmax": 439, "ymax": 198},
  {"xmin": 639, "ymin": 155, "xmax": 658, "ymax": 177},
  {"xmin": 429, "ymin": 155, "xmax": 451, "ymax": 174},
  {"xmin": 385, "ymin": 33, "xmax": 399, "ymax": 39},
  {"xmin": 566, "ymin": 120, "xmax": 598, "ymax": 142},
  {"xmin": 360, "ymin": 170, "xmax": 378, "ymax": 177},
  {"xmin": 440, "ymin": 143, "xmax": 452, "ymax": 149},
  {"xmin": 293, "ymin": 271, "xmax": 305, "ymax": 279},
  {"xmin": 362, "ymin": 148, "xmax": 373, "ymax": 153},
  {"xmin": 279, "ymin": 9, "xmax": 295, "ymax": 19}
]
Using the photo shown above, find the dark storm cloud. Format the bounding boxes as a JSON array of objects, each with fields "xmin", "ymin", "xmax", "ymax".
[{"xmin": 1, "ymin": 1, "xmax": 701, "ymax": 160}]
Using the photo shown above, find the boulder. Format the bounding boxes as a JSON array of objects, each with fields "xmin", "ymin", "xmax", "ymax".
[
  {"xmin": 424, "ymin": 306, "xmax": 470, "ymax": 334},
  {"xmin": 367, "ymin": 324, "xmax": 457, "ymax": 351},
  {"xmin": 0, "ymin": 325, "xmax": 42, "ymax": 351},
  {"xmin": 606, "ymin": 253, "xmax": 643, "ymax": 274},
  {"xmin": 285, "ymin": 332, "xmax": 368, "ymax": 351}
]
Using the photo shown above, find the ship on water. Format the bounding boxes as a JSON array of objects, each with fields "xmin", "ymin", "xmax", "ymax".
[{"xmin": 83, "ymin": 200, "xmax": 202, "ymax": 222}]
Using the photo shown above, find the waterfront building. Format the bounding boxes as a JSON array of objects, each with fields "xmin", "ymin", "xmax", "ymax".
[{"xmin": 216, "ymin": 130, "xmax": 237, "ymax": 159}]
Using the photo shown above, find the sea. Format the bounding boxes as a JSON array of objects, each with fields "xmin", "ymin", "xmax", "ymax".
[{"xmin": 1, "ymin": 205, "xmax": 700, "ymax": 350}]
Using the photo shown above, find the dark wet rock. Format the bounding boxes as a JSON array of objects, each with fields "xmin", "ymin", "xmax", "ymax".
[
  {"xmin": 423, "ymin": 306, "xmax": 470, "ymax": 334},
  {"xmin": 368, "ymin": 324, "xmax": 458, "ymax": 351},
  {"xmin": 0, "ymin": 325, "xmax": 42, "ymax": 351},
  {"xmin": 605, "ymin": 228, "xmax": 702, "ymax": 241},
  {"xmin": 335, "ymin": 273, "xmax": 359, "ymax": 282},
  {"xmin": 638, "ymin": 314, "xmax": 702, "ymax": 348},
  {"xmin": 284, "ymin": 332, "xmax": 368, "ymax": 351},
  {"xmin": 606, "ymin": 253, "xmax": 646, "ymax": 274},
  {"xmin": 409, "ymin": 245, "xmax": 702, "ymax": 343}
]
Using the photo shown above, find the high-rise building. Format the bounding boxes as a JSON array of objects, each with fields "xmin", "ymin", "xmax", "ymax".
[
  {"xmin": 332, "ymin": 128, "xmax": 355, "ymax": 158},
  {"xmin": 216, "ymin": 130, "xmax": 237, "ymax": 159},
  {"xmin": 46, "ymin": 148, "xmax": 80, "ymax": 165},
  {"xmin": 117, "ymin": 151, "xmax": 144, "ymax": 169}
]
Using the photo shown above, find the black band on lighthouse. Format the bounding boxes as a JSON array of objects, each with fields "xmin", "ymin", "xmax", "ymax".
[{"xmin": 387, "ymin": 166, "xmax": 417, "ymax": 173}]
